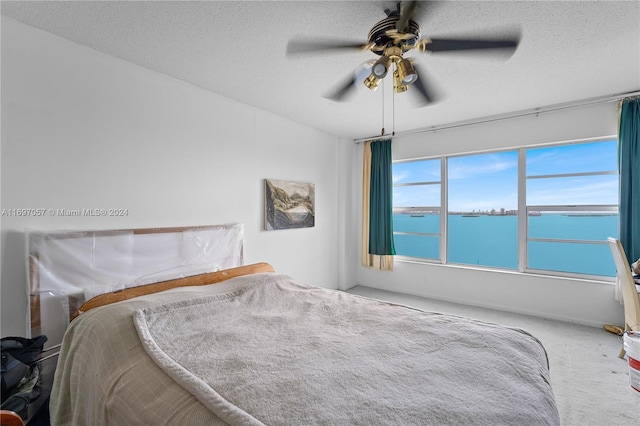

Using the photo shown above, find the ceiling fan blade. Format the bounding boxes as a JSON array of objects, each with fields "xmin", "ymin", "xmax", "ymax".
[
  {"xmin": 324, "ymin": 75, "xmax": 357, "ymax": 102},
  {"xmin": 396, "ymin": 1, "xmax": 421, "ymax": 33},
  {"xmin": 286, "ymin": 39, "xmax": 369, "ymax": 56},
  {"xmin": 424, "ymin": 35, "xmax": 520, "ymax": 54},
  {"xmin": 411, "ymin": 64, "xmax": 441, "ymax": 106}
]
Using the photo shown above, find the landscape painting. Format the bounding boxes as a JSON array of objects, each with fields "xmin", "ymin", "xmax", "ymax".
[{"xmin": 264, "ymin": 179, "xmax": 315, "ymax": 230}]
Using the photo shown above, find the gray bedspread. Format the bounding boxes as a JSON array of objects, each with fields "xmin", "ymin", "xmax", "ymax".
[{"xmin": 132, "ymin": 273, "xmax": 559, "ymax": 425}]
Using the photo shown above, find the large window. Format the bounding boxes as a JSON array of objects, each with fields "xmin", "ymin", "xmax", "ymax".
[{"xmin": 392, "ymin": 139, "xmax": 619, "ymax": 278}]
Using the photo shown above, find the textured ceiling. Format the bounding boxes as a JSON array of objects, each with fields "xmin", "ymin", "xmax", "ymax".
[{"xmin": 2, "ymin": 1, "xmax": 639, "ymax": 139}]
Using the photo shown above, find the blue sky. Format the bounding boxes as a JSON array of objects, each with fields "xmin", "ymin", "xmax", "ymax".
[{"xmin": 393, "ymin": 140, "xmax": 618, "ymax": 212}]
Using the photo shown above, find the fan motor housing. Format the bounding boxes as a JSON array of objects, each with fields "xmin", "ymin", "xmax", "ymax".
[{"xmin": 368, "ymin": 15, "xmax": 421, "ymax": 55}]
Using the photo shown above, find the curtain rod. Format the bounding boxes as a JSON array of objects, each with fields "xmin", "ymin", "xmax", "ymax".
[{"xmin": 352, "ymin": 90, "xmax": 640, "ymax": 144}]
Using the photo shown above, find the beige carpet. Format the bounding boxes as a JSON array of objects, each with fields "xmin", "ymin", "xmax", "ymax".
[{"xmin": 346, "ymin": 285, "xmax": 640, "ymax": 426}]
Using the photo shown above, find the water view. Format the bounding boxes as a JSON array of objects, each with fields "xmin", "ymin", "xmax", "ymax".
[{"xmin": 393, "ymin": 213, "xmax": 618, "ymax": 276}]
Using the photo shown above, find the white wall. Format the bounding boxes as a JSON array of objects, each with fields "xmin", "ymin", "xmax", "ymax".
[
  {"xmin": 0, "ymin": 18, "xmax": 349, "ymax": 337},
  {"xmin": 354, "ymin": 101, "xmax": 625, "ymax": 327}
]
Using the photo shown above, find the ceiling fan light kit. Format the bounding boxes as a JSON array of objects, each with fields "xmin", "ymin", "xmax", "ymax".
[
  {"xmin": 393, "ymin": 70, "xmax": 409, "ymax": 94},
  {"xmin": 365, "ymin": 45, "xmax": 418, "ymax": 93},
  {"xmin": 397, "ymin": 58, "xmax": 417, "ymax": 85},
  {"xmin": 371, "ymin": 55, "xmax": 391, "ymax": 78},
  {"xmin": 364, "ymin": 73, "xmax": 383, "ymax": 91}
]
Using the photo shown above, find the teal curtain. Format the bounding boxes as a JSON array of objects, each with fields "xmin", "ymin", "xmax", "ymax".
[
  {"xmin": 619, "ymin": 97, "xmax": 640, "ymax": 263},
  {"xmin": 368, "ymin": 139, "xmax": 396, "ymax": 255}
]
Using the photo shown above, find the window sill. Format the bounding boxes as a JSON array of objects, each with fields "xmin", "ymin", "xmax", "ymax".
[{"xmin": 393, "ymin": 256, "xmax": 615, "ymax": 285}]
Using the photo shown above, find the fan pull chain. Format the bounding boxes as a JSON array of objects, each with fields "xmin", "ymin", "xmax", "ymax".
[
  {"xmin": 381, "ymin": 79, "xmax": 385, "ymax": 136},
  {"xmin": 392, "ymin": 86, "xmax": 396, "ymax": 136}
]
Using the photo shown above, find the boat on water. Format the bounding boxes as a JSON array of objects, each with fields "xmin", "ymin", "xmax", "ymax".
[{"xmin": 462, "ymin": 214, "xmax": 480, "ymax": 217}]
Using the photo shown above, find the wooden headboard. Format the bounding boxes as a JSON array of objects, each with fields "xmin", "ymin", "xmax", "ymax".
[
  {"xmin": 72, "ymin": 262, "xmax": 275, "ymax": 319},
  {"xmin": 27, "ymin": 223, "xmax": 244, "ymax": 346}
]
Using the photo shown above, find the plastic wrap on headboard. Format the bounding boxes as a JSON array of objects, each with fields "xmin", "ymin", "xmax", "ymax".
[{"xmin": 27, "ymin": 223, "xmax": 243, "ymax": 344}]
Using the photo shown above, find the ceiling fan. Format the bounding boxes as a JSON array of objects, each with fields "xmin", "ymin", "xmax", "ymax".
[{"xmin": 286, "ymin": 1, "xmax": 521, "ymax": 106}]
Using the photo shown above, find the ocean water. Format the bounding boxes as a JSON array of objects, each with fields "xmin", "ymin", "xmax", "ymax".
[{"xmin": 393, "ymin": 214, "xmax": 618, "ymax": 277}]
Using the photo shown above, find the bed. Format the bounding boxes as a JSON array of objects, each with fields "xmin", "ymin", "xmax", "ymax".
[{"xmin": 28, "ymin": 225, "xmax": 560, "ymax": 425}]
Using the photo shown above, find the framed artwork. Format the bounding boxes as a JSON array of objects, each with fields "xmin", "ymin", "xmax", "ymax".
[{"xmin": 264, "ymin": 179, "xmax": 315, "ymax": 230}]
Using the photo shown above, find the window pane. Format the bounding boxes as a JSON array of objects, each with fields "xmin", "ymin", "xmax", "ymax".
[
  {"xmin": 394, "ymin": 185, "xmax": 440, "ymax": 207},
  {"xmin": 527, "ymin": 175, "xmax": 618, "ymax": 205},
  {"xmin": 448, "ymin": 215, "xmax": 518, "ymax": 268},
  {"xmin": 393, "ymin": 159, "xmax": 440, "ymax": 184},
  {"xmin": 448, "ymin": 151, "xmax": 518, "ymax": 213},
  {"xmin": 528, "ymin": 213, "xmax": 619, "ymax": 240},
  {"xmin": 527, "ymin": 140, "xmax": 617, "ymax": 176},
  {"xmin": 528, "ymin": 241, "xmax": 615, "ymax": 276},
  {"xmin": 393, "ymin": 234, "xmax": 439, "ymax": 259},
  {"xmin": 448, "ymin": 151, "xmax": 517, "ymax": 268}
]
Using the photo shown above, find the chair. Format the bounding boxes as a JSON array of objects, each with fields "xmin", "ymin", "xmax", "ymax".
[
  {"xmin": 607, "ymin": 237, "xmax": 640, "ymax": 358},
  {"xmin": 0, "ymin": 410, "xmax": 24, "ymax": 426}
]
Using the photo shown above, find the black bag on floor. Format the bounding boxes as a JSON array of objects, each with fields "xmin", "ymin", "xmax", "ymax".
[{"xmin": 1, "ymin": 335, "xmax": 47, "ymax": 419}]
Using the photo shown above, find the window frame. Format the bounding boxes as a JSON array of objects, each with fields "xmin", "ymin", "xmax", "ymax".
[{"xmin": 392, "ymin": 137, "xmax": 618, "ymax": 281}]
